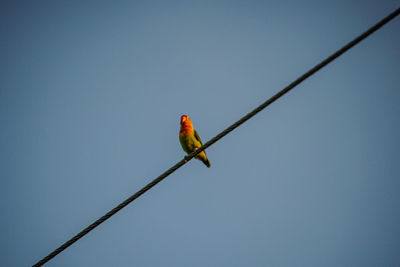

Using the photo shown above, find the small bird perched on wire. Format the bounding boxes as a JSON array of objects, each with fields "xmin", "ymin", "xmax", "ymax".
[{"xmin": 179, "ymin": 114, "xmax": 211, "ymax": 168}]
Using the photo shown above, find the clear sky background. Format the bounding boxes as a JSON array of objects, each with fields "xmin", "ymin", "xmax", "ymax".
[{"xmin": 1, "ymin": 1, "xmax": 400, "ymax": 266}]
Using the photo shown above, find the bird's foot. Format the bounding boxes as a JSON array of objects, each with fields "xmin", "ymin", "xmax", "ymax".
[{"xmin": 184, "ymin": 155, "xmax": 190, "ymax": 162}]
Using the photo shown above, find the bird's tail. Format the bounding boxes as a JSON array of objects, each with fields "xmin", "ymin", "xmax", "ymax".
[
  {"xmin": 202, "ymin": 158, "xmax": 211, "ymax": 168},
  {"xmin": 196, "ymin": 150, "xmax": 211, "ymax": 168}
]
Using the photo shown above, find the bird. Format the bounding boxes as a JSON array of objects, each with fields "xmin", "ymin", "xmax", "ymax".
[{"xmin": 179, "ymin": 114, "xmax": 211, "ymax": 168}]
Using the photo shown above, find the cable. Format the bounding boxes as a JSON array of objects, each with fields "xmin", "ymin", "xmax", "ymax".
[{"xmin": 33, "ymin": 7, "xmax": 400, "ymax": 266}]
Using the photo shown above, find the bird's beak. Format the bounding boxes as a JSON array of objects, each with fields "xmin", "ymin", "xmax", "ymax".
[{"xmin": 181, "ymin": 116, "xmax": 187, "ymax": 124}]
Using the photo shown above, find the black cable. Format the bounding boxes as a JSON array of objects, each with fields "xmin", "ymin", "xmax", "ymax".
[{"xmin": 33, "ymin": 7, "xmax": 400, "ymax": 266}]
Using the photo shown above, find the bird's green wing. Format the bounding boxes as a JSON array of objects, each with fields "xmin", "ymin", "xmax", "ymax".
[{"xmin": 194, "ymin": 130, "xmax": 203, "ymax": 146}]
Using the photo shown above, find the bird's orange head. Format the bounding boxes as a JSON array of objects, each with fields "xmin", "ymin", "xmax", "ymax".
[
  {"xmin": 180, "ymin": 114, "xmax": 194, "ymax": 134},
  {"xmin": 180, "ymin": 114, "xmax": 190, "ymax": 124}
]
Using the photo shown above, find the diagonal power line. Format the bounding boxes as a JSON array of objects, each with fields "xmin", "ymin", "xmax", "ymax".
[{"xmin": 34, "ymin": 7, "xmax": 400, "ymax": 266}]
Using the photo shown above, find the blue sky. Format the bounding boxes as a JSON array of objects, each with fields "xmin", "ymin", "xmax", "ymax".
[{"xmin": 1, "ymin": 1, "xmax": 400, "ymax": 266}]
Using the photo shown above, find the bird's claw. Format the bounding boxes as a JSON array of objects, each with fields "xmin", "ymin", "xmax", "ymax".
[
  {"xmin": 184, "ymin": 155, "xmax": 190, "ymax": 163},
  {"xmin": 183, "ymin": 148, "xmax": 200, "ymax": 163}
]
